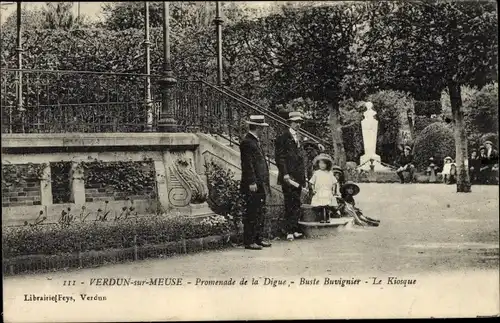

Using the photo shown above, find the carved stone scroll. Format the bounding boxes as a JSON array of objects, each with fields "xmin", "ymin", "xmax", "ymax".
[{"xmin": 167, "ymin": 152, "xmax": 208, "ymax": 207}]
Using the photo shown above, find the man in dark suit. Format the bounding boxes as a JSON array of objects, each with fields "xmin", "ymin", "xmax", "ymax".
[
  {"xmin": 395, "ymin": 146, "xmax": 416, "ymax": 184},
  {"xmin": 275, "ymin": 111, "xmax": 307, "ymax": 241},
  {"xmin": 468, "ymin": 149, "xmax": 481, "ymax": 184},
  {"xmin": 483, "ymin": 140, "xmax": 499, "ymax": 184},
  {"xmin": 240, "ymin": 115, "xmax": 272, "ymax": 250}
]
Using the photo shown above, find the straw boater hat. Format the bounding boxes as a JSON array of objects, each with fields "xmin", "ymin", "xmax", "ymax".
[
  {"xmin": 245, "ymin": 115, "xmax": 269, "ymax": 127},
  {"xmin": 312, "ymin": 153, "xmax": 333, "ymax": 168},
  {"xmin": 479, "ymin": 145, "xmax": 486, "ymax": 151},
  {"xmin": 340, "ymin": 181, "xmax": 360, "ymax": 196},
  {"xmin": 444, "ymin": 156, "xmax": 453, "ymax": 161},
  {"xmin": 483, "ymin": 140, "xmax": 493, "ymax": 146},
  {"xmin": 288, "ymin": 111, "xmax": 304, "ymax": 122}
]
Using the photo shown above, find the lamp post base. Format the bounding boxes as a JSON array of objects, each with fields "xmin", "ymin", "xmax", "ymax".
[{"xmin": 158, "ymin": 114, "xmax": 178, "ymax": 133}]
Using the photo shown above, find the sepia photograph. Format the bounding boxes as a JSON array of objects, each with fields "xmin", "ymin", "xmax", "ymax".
[{"xmin": 1, "ymin": 0, "xmax": 498, "ymax": 321}]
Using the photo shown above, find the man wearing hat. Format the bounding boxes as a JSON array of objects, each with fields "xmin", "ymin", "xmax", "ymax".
[
  {"xmin": 239, "ymin": 115, "xmax": 272, "ymax": 250},
  {"xmin": 395, "ymin": 145, "xmax": 416, "ymax": 184},
  {"xmin": 468, "ymin": 149, "xmax": 480, "ymax": 184},
  {"xmin": 482, "ymin": 141, "xmax": 499, "ymax": 184},
  {"xmin": 275, "ymin": 111, "xmax": 307, "ymax": 241},
  {"xmin": 484, "ymin": 141, "xmax": 498, "ymax": 161},
  {"xmin": 478, "ymin": 146, "xmax": 489, "ymax": 184}
]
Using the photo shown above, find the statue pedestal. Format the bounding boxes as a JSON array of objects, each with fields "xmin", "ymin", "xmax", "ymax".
[
  {"xmin": 359, "ymin": 154, "xmax": 393, "ymax": 172},
  {"xmin": 359, "ymin": 102, "xmax": 393, "ymax": 173}
]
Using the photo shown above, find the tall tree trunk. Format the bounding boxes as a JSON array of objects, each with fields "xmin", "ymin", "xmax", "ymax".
[
  {"xmin": 328, "ymin": 100, "xmax": 346, "ymax": 167},
  {"xmin": 448, "ymin": 81, "xmax": 471, "ymax": 193}
]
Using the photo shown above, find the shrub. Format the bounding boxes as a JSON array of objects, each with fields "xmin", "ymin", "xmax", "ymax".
[
  {"xmin": 414, "ymin": 116, "xmax": 443, "ymax": 136},
  {"xmin": 342, "ymin": 122, "xmax": 364, "ymax": 163},
  {"xmin": 442, "ymin": 83, "xmax": 498, "ymax": 146},
  {"xmin": 2, "ymin": 215, "xmax": 232, "ymax": 258},
  {"xmin": 464, "ymin": 83, "xmax": 498, "ymax": 137},
  {"xmin": 414, "ymin": 100, "xmax": 442, "ymax": 116},
  {"xmin": 413, "ymin": 123, "xmax": 455, "ymax": 171},
  {"xmin": 205, "ymin": 161, "xmax": 245, "ymax": 221}
]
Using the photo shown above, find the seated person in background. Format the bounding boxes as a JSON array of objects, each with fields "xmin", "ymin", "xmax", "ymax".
[
  {"xmin": 469, "ymin": 149, "xmax": 481, "ymax": 184},
  {"xmin": 442, "ymin": 156, "xmax": 456, "ymax": 184},
  {"xmin": 484, "ymin": 140, "xmax": 499, "ymax": 162},
  {"xmin": 309, "ymin": 153, "xmax": 339, "ymax": 223},
  {"xmin": 482, "ymin": 141, "xmax": 499, "ymax": 184},
  {"xmin": 478, "ymin": 146, "xmax": 488, "ymax": 183},
  {"xmin": 332, "ymin": 165, "xmax": 345, "ymax": 188},
  {"xmin": 395, "ymin": 146, "xmax": 416, "ymax": 184},
  {"xmin": 449, "ymin": 163, "xmax": 457, "ymax": 184}
]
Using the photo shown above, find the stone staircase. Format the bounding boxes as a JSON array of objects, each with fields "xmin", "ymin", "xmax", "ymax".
[
  {"xmin": 197, "ymin": 133, "xmax": 284, "ymax": 205},
  {"xmin": 208, "ymin": 133, "xmax": 280, "ymax": 173}
]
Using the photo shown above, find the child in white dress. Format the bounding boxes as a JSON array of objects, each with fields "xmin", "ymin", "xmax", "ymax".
[
  {"xmin": 442, "ymin": 156, "xmax": 456, "ymax": 184},
  {"xmin": 309, "ymin": 153, "xmax": 338, "ymax": 223}
]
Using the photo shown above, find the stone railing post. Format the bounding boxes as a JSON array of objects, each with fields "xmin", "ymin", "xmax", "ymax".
[
  {"xmin": 40, "ymin": 163, "xmax": 53, "ymax": 206},
  {"xmin": 154, "ymin": 159, "xmax": 170, "ymax": 212},
  {"xmin": 70, "ymin": 161, "xmax": 86, "ymax": 205}
]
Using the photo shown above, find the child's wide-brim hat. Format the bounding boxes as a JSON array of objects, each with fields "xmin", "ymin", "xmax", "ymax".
[
  {"xmin": 245, "ymin": 115, "xmax": 269, "ymax": 126},
  {"xmin": 332, "ymin": 165, "xmax": 343, "ymax": 173},
  {"xmin": 288, "ymin": 111, "xmax": 304, "ymax": 122},
  {"xmin": 340, "ymin": 181, "xmax": 360, "ymax": 196},
  {"xmin": 312, "ymin": 153, "xmax": 333, "ymax": 166},
  {"xmin": 404, "ymin": 145, "xmax": 412, "ymax": 151},
  {"xmin": 444, "ymin": 156, "xmax": 453, "ymax": 161},
  {"xmin": 483, "ymin": 140, "xmax": 493, "ymax": 146}
]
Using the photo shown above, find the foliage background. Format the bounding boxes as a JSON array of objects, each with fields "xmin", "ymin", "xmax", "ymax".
[
  {"xmin": 413, "ymin": 123, "xmax": 456, "ymax": 171},
  {"xmin": 0, "ymin": 1, "xmax": 497, "ymax": 167}
]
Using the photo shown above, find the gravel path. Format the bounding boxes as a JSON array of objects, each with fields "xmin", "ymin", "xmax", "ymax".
[{"xmin": 4, "ymin": 184, "xmax": 499, "ymax": 321}]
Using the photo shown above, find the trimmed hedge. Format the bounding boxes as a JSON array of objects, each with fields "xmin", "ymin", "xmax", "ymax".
[
  {"xmin": 413, "ymin": 123, "xmax": 455, "ymax": 171},
  {"xmin": 205, "ymin": 161, "xmax": 245, "ymax": 220},
  {"xmin": 2, "ymin": 215, "xmax": 232, "ymax": 259},
  {"xmin": 414, "ymin": 100, "xmax": 442, "ymax": 116},
  {"xmin": 414, "ymin": 116, "xmax": 443, "ymax": 135}
]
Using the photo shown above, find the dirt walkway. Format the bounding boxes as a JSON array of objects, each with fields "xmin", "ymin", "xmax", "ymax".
[{"xmin": 4, "ymin": 184, "xmax": 499, "ymax": 321}]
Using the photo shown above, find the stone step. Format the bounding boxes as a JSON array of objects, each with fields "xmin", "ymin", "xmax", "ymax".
[
  {"xmin": 208, "ymin": 134, "xmax": 279, "ymax": 172},
  {"xmin": 299, "ymin": 218, "xmax": 353, "ymax": 238}
]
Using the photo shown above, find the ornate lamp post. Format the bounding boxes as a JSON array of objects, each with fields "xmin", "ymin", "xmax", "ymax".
[
  {"xmin": 144, "ymin": 1, "xmax": 153, "ymax": 131},
  {"xmin": 158, "ymin": 1, "xmax": 177, "ymax": 132},
  {"xmin": 214, "ymin": 1, "xmax": 223, "ymax": 86},
  {"xmin": 16, "ymin": 1, "xmax": 25, "ymax": 133}
]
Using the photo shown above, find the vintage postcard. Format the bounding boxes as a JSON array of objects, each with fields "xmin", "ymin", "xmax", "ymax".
[{"xmin": 1, "ymin": 1, "xmax": 499, "ymax": 321}]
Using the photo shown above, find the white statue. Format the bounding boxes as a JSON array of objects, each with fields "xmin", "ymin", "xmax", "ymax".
[{"xmin": 359, "ymin": 102, "xmax": 391, "ymax": 172}]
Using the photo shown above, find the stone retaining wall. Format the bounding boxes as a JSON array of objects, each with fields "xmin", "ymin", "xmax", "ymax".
[
  {"xmin": 1, "ymin": 133, "xmax": 213, "ymax": 226},
  {"xmin": 2, "ymin": 174, "xmax": 42, "ymax": 207}
]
